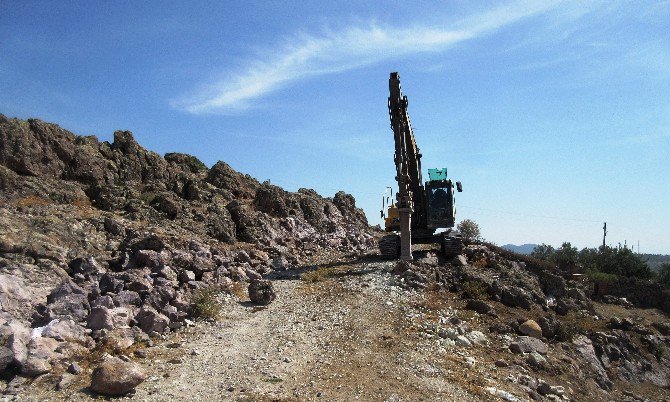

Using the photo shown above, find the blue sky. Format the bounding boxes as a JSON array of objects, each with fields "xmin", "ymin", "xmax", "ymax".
[{"xmin": 1, "ymin": 1, "xmax": 669, "ymax": 253}]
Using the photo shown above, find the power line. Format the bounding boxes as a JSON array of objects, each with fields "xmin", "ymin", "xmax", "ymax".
[{"xmin": 459, "ymin": 204, "xmax": 602, "ymax": 224}]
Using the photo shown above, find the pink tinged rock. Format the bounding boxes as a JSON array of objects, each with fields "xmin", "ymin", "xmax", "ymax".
[
  {"xmin": 135, "ymin": 307, "xmax": 169, "ymax": 334},
  {"xmin": 1, "ymin": 319, "xmax": 30, "ymax": 368},
  {"xmin": 89, "ymin": 357, "xmax": 146, "ymax": 396},
  {"xmin": 22, "ymin": 337, "xmax": 60, "ymax": 377},
  {"xmin": 519, "ymin": 319, "xmax": 543, "ymax": 339},
  {"xmin": 87, "ymin": 307, "xmax": 115, "ymax": 331}
]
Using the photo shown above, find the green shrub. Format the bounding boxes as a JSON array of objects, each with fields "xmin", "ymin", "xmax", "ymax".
[
  {"xmin": 585, "ymin": 269, "xmax": 618, "ymax": 283},
  {"xmin": 462, "ymin": 280, "xmax": 488, "ymax": 300},
  {"xmin": 191, "ymin": 286, "xmax": 223, "ymax": 319}
]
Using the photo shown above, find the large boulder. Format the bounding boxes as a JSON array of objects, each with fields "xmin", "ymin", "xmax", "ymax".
[
  {"xmin": 509, "ymin": 336, "xmax": 548, "ymax": 355},
  {"xmin": 135, "ymin": 307, "xmax": 169, "ymax": 334},
  {"xmin": 519, "ymin": 320, "xmax": 543, "ymax": 339},
  {"xmin": 248, "ymin": 280, "xmax": 276, "ymax": 305},
  {"xmin": 89, "ymin": 357, "xmax": 146, "ymax": 396},
  {"xmin": 0, "ymin": 320, "xmax": 30, "ymax": 370},
  {"xmin": 22, "ymin": 337, "xmax": 60, "ymax": 377}
]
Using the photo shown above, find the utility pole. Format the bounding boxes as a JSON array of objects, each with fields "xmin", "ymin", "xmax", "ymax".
[{"xmin": 602, "ymin": 222, "xmax": 607, "ymax": 249}]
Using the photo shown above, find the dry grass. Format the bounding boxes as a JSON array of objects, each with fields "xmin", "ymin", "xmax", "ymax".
[
  {"xmin": 228, "ymin": 282, "xmax": 249, "ymax": 301},
  {"xmin": 12, "ymin": 195, "xmax": 51, "ymax": 208},
  {"xmin": 300, "ymin": 263, "xmax": 357, "ymax": 283},
  {"xmin": 300, "ymin": 267, "xmax": 334, "ymax": 283}
]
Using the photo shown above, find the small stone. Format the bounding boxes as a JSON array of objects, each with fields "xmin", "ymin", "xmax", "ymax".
[
  {"xmin": 494, "ymin": 360, "xmax": 509, "ymax": 367},
  {"xmin": 68, "ymin": 362, "xmax": 82, "ymax": 374},
  {"xmin": 452, "ymin": 255, "xmax": 468, "ymax": 266},
  {"xmin": 455, "ymin": 335, "xmax": 472, "ymax": 347},
  {"xmin": 527, "ymin": 352, "xmax": 546, "ymax": 367},
  {"xmin": 465, "ymin": 330, "xmax": 488, "ymax": 345},
  {"xmin": 57, "ymin": 373, "xmax": 76, "ymax": 390},
  {"xmin": 179, "ymin": 270, "xmax": 196, "ymax": 283},
  {"xmin": 537, "ymin": 381, "xmax": 564, "ymax": 396}
]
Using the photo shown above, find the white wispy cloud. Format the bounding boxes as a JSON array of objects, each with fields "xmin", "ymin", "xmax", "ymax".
[{"xmin": 174, "ymin": 1, "xmax": 567, "ymax": 114}]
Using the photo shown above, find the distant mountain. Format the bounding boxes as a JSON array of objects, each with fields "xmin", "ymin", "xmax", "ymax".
[
  {"xmin": 502, "ymin": 244, "xmax": 538, "ymax": 255},
  {"xmin": 640, "ymin": 254, "xmax": 670, "ymax": 272}
]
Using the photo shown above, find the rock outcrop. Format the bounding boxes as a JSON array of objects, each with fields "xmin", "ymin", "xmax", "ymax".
[{"xmin": 0, "ymin": 114, "xmax": 374, "ymax": 384}]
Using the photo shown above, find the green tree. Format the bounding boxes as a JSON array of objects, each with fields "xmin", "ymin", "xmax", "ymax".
[
  {"xmin": 658, "ymin": 263, "xmax": 670, "ymax": 286},
  {"xmin": 579, "ymin": 246, "xmax": 652, "ymax": 279},
  {"xmin": 457, "ymin": 219, "xmax": 481, "ymax": 242},
  {"xmin": 531, "ymin": 244, "xmax": 555, "ymax": 261},
  {"xmin": 553, "ymin": 242, "xmax": 579, "ymax": 270}
]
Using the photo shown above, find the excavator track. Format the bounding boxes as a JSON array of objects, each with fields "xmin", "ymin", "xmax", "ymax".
[
  {"xmin": 378, "ymin": 234, "xmax": 400, "ymax": 258},
  {"xmin": 442, "ymin": 234, "xmax": 463, "ymax": 257}
]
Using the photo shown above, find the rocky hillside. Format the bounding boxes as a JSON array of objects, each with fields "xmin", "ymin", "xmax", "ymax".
[{"xmin": 0, "ymin": 115, "xmax": 374, "ymax": 387}]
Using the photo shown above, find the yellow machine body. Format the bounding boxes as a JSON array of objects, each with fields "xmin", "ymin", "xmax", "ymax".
[{"xmin": 384, "ymin": 203, "xmax": 400, "ymax": 232}]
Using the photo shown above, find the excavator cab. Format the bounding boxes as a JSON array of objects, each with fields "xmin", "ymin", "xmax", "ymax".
[{"xmin": 425, "ymin": 168, "xmax": 461, "ymax": 230}]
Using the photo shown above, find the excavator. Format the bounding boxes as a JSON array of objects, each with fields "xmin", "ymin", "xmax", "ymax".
[{"xmin": 379, "ymin": 72, "xmax": 463, "ymax": 260}]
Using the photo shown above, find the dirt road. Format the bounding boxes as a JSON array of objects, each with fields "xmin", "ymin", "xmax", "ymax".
[{"xmin": 21, "ymin": 255, "xmax": 491, "ymax": 401}]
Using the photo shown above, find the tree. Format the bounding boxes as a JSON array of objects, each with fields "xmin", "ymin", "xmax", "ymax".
[
  {"xmin": 531, "ymin": 244, "xmax": 555, "ymax": 261},
  {"xmin": 658, "ymin": 263, "xmax": 670, "ymax": 286},
  {"xmin": 553, "ymin": 242, "xmax": 579, "ymax": 270},
  {"xmin": 457, "ymin": 219, "xmax": 481, "ymax": 242}
]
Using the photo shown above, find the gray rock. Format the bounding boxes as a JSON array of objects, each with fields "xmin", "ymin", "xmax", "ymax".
[
  {"xmin": 89, "ymin": 357, "xmax": 146, "ymax": 396},
  {"xmin": 57, "ymin": 373, "xmax": 77, "ymax": 390},
  {"xmin": 538, "ymin": 315, "xmax": 560, "ymax": 339},
  {"xmin": 245, "ymin": 268, "xmax": 263, "ymax": 281},
  {"xmin": 466, "ymin": 299, "xmax": 493, "ymax": 314},
  {"xmin": 537, "ymin": 381, "xmax": 564, "ymax": 396},
  {"xmin": 0, "ymin": 319, "xmax": 30, "ymax": 369},
  {"xmin": 91, "ymin": 295, "xmax": 115, "ymax": 309},
  {"xmin": 527, "ymin": 351, "xmax": 547, "ymax": 367},
  {"xmin": 87, "ymin": 306, "xmax": 115, "ymax": 331},
  {"xmin": 113, "ymin": 290, "xmax": 142, "ymax": 307},
  {"xmin": 572, "ymin": 335, "xmax": 613, "ymax": 390},
  {"xmin": 452, "ymin": 255, "xmax": 468, "ymax": 266},
  {"xmin": 465, "ymin": 330, "xmax": 488, "ymax": 345},
  {"xmin": 455, "ymin": 335, "xmax": 472, "ymax": 347},
  {"xmin": 40, "ymin": 319, "xmax": 88, "ymax": 343},
  {"xmin": 500, "ymin": 286, "xmax": 533, "ymax": 310},
  {"xmin": 271, "ymin": 256, "xmax": 292, "ymax": 271},
  {"xmin": 45, "ymin": 280, "xmax": 90, "ymax": 322},
  {"xmin": 509, "ymin": 336, "xmax": 548, "ymax": 355},
  {"xmin": 0, "ymin": 346, "xmax": 13, "ymax": 371},
  {"xmin": 68, "ymin": 361, "xmax": 82, "ymax": 374},
  {"xmin": 248, "ymin": 280, "xmax": 276, "ymax": 305},
  {"xmin": 135, "ymin": 306, "xmax": 169, "ymax": 334},
  {"xmin": 22, "ymin": 337, "xmax": 60, "ymax": 377},
  {"xmin": 179, "ymin": 270, "xmax": 196, "ymax": 283},
  {"xmin": 157, "ymin": 266, "xmax": 178, "ymax": 281}
]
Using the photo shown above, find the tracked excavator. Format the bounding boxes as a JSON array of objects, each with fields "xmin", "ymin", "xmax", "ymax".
[{"xmin": 379, "ymin": 72, "xmax": 463, "ymax": 260}]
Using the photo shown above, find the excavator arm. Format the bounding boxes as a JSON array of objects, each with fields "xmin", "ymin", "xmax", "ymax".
[{"xmin": 388, "ymin": 72, "xmax": 426, "ymax": 228}]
